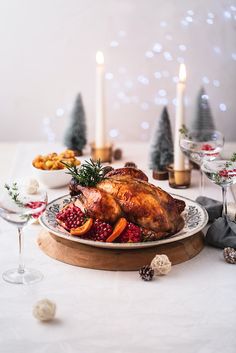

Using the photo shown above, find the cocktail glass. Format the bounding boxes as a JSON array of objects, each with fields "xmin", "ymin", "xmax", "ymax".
[
  {"xmin": 0, "ymin": 181, "xmax": 47, "ymax": 284},
  {"xmin": 201, "ymin": 159, "xmax": 236, "ymax": 216},
  {"xmin": 180, "ymin": 130, "xmax": 224, "ymax": 194}
]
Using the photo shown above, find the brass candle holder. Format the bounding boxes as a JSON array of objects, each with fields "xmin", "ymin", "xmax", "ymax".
[
  {"xmin": 167, "ymin": 164, "xmax": 192, "ymax": 189},
  {"xmin": 91, "ymin": 143, "xmax": 113, "ymax": 163}
]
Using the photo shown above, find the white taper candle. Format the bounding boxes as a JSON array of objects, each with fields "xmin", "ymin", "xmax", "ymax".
[
  {"xmin": 174, "ymin": 64, "xmax": 186, "ymax": 170},
  {"xmin": 95, "ymin": 51, "xmax": 106, "ymax": 148}
]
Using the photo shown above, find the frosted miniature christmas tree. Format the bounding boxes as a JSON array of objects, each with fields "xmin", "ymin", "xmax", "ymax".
[
  {"xmin": 64, "ymin": 93, "xmax": 87, "ymax": 155},
  {"xmin": 149, "ymin": 107, "xmax": 174, "ymax": 178},
  {"xmin": 192, "ymin": 87, "xmax": 216, "ymax": 131}
]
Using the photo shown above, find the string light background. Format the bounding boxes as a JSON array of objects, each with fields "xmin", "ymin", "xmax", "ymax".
[{"xmin": 0, "ymin": 0, "xmax": 235, "ymax": 142}]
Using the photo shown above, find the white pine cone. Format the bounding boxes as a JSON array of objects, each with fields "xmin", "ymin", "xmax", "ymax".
[
  {"xmin": 33, "ymin": 299, "xmax": 56, "ymax": 321},
  {"xmin": 150, "ymin": 254, "xmax": 172, "ymax": 275},
  {"xmin": 25, "ymin": 178, "xmax": 39, "ymax": 194}
]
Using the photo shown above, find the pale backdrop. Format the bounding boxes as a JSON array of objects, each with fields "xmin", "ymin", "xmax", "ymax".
[{"xmin": 0, "ymin": 0, "xmax": 235, "ymax": 143}]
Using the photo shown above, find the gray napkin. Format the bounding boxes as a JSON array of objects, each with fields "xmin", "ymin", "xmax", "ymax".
[
  {"xmin": 206, "ymin": 216, "xmax": 236, "ymax": 249},
  {"xmin": 196, "ymin": 196, "xmax": 223, "ymax": 222}
]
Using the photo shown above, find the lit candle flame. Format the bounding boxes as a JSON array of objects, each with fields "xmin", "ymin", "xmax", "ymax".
[
  {"xmin": 179, "ymin": 63, "xmax": 186, "ymax": 83},
  {"xmin": 96, "ymin": 51, "xmax": 104, "ymax": 65}
]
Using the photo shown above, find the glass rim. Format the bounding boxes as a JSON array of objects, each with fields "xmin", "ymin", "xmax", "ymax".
[
  {"xmin": 201, "ymin": 159, "xmax": 236, "ymax": 171},
  {"xmin": 180, "ymin": 129, "xmax": 224, "ymax": 143}
]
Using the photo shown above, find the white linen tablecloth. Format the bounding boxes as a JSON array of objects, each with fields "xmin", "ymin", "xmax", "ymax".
[{"xmin": 0, "ymin": 142, "xmax": 235, "ymax": 353}]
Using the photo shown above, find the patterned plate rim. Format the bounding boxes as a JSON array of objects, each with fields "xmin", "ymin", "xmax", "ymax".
[{"xmin": 39, "ymin": 194, "xmax": 208, "ymax": 249}]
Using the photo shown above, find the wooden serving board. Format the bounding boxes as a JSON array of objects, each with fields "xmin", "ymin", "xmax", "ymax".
[{"xmin": 37, "ymin": 230, "xmax": 204, "ymax": 271}]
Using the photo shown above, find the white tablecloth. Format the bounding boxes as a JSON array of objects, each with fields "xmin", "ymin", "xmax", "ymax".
[{"xmin": 0, "ymin": 142, "xmax": 235, "ymax": 353}]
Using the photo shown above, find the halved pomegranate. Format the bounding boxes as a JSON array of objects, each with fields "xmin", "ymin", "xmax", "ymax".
[
  {"xmin": 56, "ymin": 203, "xmax": 85, "ymax": 231},
  {"xmin": 89, "ymin": 219, "xmax": 113, "ymax": 242}
]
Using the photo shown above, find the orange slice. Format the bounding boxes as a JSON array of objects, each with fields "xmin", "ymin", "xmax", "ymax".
[
  {"xmin": 70, "ymin": 218, "xmax": 93, "ymax": 236},
  {"xmin": 106, "ymin": 218, "xmax": 128, "ymax": 242}
]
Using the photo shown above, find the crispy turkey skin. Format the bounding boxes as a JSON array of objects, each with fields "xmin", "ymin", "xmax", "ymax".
[{"xmin": 70, "ymin": 167, "xmax": 185, "ymax": 239}]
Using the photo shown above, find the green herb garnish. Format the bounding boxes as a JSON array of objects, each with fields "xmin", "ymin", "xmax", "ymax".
[
  {"xmin": 62, "ymin": 159, "xmax": 106, "ymax": 187},
  {"xmin": 225, "ymin": 152, "xmax": 236, "ymax": 168},
  {"xmin": 230, "ymin": 152, "xmax": 236, "ymax": 162},
  {"xmin": 4, "ymin": 182, "xmax": 24, "ymax": 207},
  {"xmin": 179, "ymin": 124, "xmax": 188, "ymax": 137}
]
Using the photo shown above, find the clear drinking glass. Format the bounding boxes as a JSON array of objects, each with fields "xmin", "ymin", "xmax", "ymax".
[
  {"xmin": 179, "ymin": 130, "xmax": 224, "ymax": 194},
  {"xmin": 0, "ymin": 181, "xmax": 47, "ymax": 284},
  {"xmin": 201, "ymin": 159, "xmax": 236, "ymax": 216}
]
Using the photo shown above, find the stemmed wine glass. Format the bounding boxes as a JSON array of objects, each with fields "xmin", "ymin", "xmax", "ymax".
[
  {"xmin": 0, "ymin": 181, "xmax": 47, "ymax": 284},
  {"xmin": 201, "ymin": 158, "xmax": 236, "ymax": 216},
  {"xmin": 179, "ymin": 130, "xmax": 224, "ymax": 194}
]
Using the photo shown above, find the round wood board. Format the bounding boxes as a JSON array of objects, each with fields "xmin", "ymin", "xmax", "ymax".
[{"xmin": 37, "ymin": 230, "xmax": 204, "ymax": 271}]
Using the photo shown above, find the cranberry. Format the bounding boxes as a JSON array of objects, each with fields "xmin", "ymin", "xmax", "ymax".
[
  {"xmin": 201, "ymin": 144, "xmax": 214, "ymax": 151},
  {"xmin": 25, "ymin": 201, "xmax": 46, "ymax": 218},
  {"xmin": 26, "ymin": 201, "xmax": 45, "ymax": 209},
  {"xmin": 219, "ymin": 169, "xmax": 229, "ymax": 177}
]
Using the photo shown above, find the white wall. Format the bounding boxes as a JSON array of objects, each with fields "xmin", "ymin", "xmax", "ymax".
[{"xmin": 0, "ymin": 0, "xmax": 235, "ymax": 143}]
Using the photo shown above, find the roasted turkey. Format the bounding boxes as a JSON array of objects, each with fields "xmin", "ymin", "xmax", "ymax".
[{"xmin": 70, "ymin": 167, "xmax": 185, "ymax": 240}]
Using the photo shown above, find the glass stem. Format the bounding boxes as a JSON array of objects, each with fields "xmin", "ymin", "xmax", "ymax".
[
  {"xmin": 221, "ymin": 186, "xmax": 228, "ymax": 216},
  {"xmin": 17, "ymin": 227, "xmax": 25, "ymax": 274},
  {"xmin": 200, "ymin": 169, "xmax": 204, "ymax": 195}
]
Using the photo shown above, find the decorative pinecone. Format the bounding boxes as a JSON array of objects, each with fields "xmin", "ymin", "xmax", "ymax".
[
  {"xmin": 223, "ymin": 247, "xmax": 236, "ymax": 264},
  {"xmin": 113, "ymin": 148, "xmax": 122, "ymax": 160},
  {"xmin": 139, "ymin": 265, "xmax": 154, "ymax": 281},
  {"xmin": 103, "ymin": 166, "xmax": 114, "ymax": 176},
  {"xmin": 124, "ymin": 161, "xmax": 137, "ymax": 168}
]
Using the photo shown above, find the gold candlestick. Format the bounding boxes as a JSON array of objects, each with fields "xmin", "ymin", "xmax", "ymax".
[
  {"xmin": 167, "ymin": 164, "xmax": 192, "ymax": 189},
  {"xmin": 91, "ymin": 143, "xmax": 113, "ymax": 163}
]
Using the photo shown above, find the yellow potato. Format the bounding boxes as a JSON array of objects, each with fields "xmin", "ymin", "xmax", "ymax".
[
  {"xmin": 32, "ymin": 150, "xmax": 80, "ymax": 170},
  {"xmin": 45, "ymin": 160, "xmax": 54, "ymax": 169}
]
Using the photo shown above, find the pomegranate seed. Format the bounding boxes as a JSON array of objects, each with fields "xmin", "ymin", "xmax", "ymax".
[
  {"xmin": 56, "ymin": 204, "xmax": 86, "ymax": 231},
  {"xmin": 87, "ymin": 219, "xmax": 113, "ymax": 242},
  {"xmin": 118, "ymin": 222, "xmax": 141, "ymax": 243}
]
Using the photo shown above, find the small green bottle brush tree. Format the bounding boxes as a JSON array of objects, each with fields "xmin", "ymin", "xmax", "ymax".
[
  {"xmin": 149, "ymin": 106, "xmax": 174, "ymax": 180},
  {"xmin": 64, "ymin": 93, "xmax": 87, "ymax": 155},
  {"xmin": 191, "ymin": 87, "xmax": 216, "ymax": 132}
]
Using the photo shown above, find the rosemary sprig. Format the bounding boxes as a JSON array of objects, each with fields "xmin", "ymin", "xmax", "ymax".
[
  {"xmin": 212, "ymin": 172, "xmax": 221, "ymax": 185},
  {"xmin": 225, "ymin": 152, "xmax": 236, "ymax": 168},
  {"xmin": 4, "ymin": 182, "xmax": 24, "ymax": 207},
  {"xmin": 230, "ymin": 152, "xmax": 236, "ymax": 162},
  {"xmin": 212, "ymin": 152, "xmax": 236, "ymax": 184},
  {"xmin": 179, "ymin": 124, "xmax": 189, "ymax": 137},
  {"xmin": 62, "ymin": 159, "xmax": 106, "ymax": 187}
]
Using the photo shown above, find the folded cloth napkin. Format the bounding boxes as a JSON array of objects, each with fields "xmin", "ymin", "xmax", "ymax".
[
  {"xmin": 227, "ymin": 202, "xmax": 236, "ymax": 221},
  {"xmin": 206, "ymin": 216, "xmax": 236, "ymax": 249},
  {"xmin": 196, "ymin": 196, "xmax": 223, "ymax": 222}
]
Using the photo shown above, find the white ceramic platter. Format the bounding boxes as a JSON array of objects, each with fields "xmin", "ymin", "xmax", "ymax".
[{"xmin": 39, "ymin": 194, "xmax": 208, "ymax": 249}]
